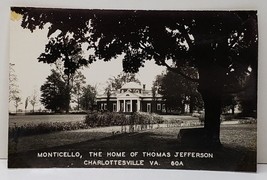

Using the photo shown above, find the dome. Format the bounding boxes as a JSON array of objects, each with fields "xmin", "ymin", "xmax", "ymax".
[{"xmin": 121, "ymin": 82, "xmax": 142, "ymax": 90}]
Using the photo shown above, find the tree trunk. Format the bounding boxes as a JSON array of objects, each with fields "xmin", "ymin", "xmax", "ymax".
[
  {"xmin": 181, "ymin": 102, "xmax": 185, "ymax": 114},
  {"xmin": 66, "ymin": 92, "xmax": 70, "ymax": 113},
  {"xmin": 231, "ymin": 105, "xmax": 235, "ymax": 115},
  {"xmin": 77, "ymin": 94, "xmax": 80, "ymax": 111},
  {"xmin": 198, "ymin": 64, "xmax": 225, "ymax": 147},
  {"xmin": 66, "ymin": 74, "xmax": 71, "ymax": 114},
  {"xmin": 77, "ymin": 87, "xmax": 80, "ymax": 111},
  {"xmin": 201, "ymin": 90, "xmax": 222, "ymax": 145}
]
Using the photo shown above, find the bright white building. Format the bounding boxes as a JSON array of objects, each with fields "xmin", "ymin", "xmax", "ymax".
[{"xmin": 96, "ymin": 82, "xmax": 166, "ymax": 113}]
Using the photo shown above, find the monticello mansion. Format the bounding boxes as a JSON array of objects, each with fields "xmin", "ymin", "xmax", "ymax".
[{"xmin": 96, "ymin": 82, "xmax": 166, "ymax": 113}]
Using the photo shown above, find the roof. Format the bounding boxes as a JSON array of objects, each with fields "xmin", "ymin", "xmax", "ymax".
[{"xmin": 121, "ymin": 82, "xmax": 142, "ymax": 90}]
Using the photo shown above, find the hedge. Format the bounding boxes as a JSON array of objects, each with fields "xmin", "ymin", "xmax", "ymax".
[
  {"xmin": 9, "ymin": 112, "xmax": 164, "ymax": 138},
  {"xmin": 84, "ymin": 112, "xmax": 164, "ymax": 127},
  {"xmin": 9, "ymin": 121, "xmax": 89, "ymax": 138}
]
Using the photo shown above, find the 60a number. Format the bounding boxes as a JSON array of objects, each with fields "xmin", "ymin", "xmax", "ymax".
[{"xmin": 170, "ymin": 161, "xmax": 184, "ymax": 166}]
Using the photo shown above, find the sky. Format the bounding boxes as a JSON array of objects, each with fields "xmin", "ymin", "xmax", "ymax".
[{"xmin": 9, "ymin": 12, "xmax": 166, "ymax": 111}]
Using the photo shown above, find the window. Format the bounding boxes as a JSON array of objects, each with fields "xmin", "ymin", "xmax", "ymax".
[
  {"xmin": 157, "ymin": 103, "xmax": 161, "ymax": 111},
  {"xmin": 162, "ymin": 104, "xmax": 166, "ymax": 111},
  {"xmin": 147, "ymin": 103, "xmax": 151, "ymax": 113},
  {"xmin": 104, "ymin": 103, "xmax": 107, "ymax": 110}
]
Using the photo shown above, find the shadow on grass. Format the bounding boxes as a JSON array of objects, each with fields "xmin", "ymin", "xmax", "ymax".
[{"xmin": 8, "ymin": 129, "xmax": 256, "ymax": 172}]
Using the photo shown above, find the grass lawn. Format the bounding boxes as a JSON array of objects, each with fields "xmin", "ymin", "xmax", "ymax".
[{"xmin": 9, "ymin": 126, "xmax": 123, "ymax": 153}]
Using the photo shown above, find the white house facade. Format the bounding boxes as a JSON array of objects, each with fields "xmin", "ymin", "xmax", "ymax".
[{"xmin": 96, "ymin": 82, "xmax": 166, "ymax": 113}]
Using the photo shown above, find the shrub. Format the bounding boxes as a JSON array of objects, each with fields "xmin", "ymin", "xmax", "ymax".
[
  {"xmin": 221, "ymin": 114, "xmax": 236, "ymax": 121},
  {"xmin": 84, "ymin": 112, "xmax": 164, "ymax": 127},
  {"xmin": 130, "ymin": 112, "xmax": 164, "ymax": 125},
  {"xmin": 199, "ymin": 113, "xmax": 205, "ymax": 123},
  {"xmin": 166, "ymin": 118, "xmax": 183, "ymax": 125},
  {"xmin": 9, "ymin": 112, "xmax": 165, "ymax": 138},
  {"xmin": 238, "ymin": 117, "xmax": 257, "ymax": 124},
  {"xmin": 84, "ymin": 112, "xmax": 129, "ymax": 127}
]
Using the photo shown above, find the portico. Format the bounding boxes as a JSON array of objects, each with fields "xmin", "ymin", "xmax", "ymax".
[
  {"xmin": 116, "ymin": 96, "xmax": 141, "ymax": 112},
  {"xmin": 96, "ymin": 82, "xmax": 165, "ymax": 113}
]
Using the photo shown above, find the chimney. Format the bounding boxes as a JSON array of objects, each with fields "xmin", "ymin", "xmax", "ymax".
[{"xmin": 143, "ymin": 84, "xmax": 146, "ymax": 91}]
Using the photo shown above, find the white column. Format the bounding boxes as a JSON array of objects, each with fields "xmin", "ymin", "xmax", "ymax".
[
  {"xmin": 137, "ymin": 99, "xmax": 140, "ymax": 112},
  {"xmin": 130, "ymin": 100, "xmax": 133, "ymax": 112},
  {"xmin": 123, "ymin": 100, "xmax": 125, "ymax": 112},
  {"xmin": 117, "ymin": 100, "xmax": 120, "ymax": 112}
]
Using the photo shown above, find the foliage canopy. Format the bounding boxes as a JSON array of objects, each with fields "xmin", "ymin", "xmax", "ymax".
[{"xmin": 13, "ymin": 7, "xmax": 258, "ymax": 145}]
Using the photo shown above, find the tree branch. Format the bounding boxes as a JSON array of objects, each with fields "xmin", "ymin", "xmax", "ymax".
[
  {"xmin": 177, "ymin": 23, "xmax": 194, "ymax": 50},
  {"xmin": 223, "ymin": 84, "xmax": 251, "ymax": 94},
  {"xmin": 138, "ymin": 40, "xmax": 199, "ymax": 83},
  {"xmin": 162, "ymin": 61, "xmax": 199, "ymax": 83}
]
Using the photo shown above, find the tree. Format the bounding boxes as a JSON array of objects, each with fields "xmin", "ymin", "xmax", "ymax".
[
  {"xmin": 88, "ymin": 11, "xmax": 257, "ymax": 146},
  {"xmin": 40, "ymin": 70, "xmax": 68, "ymax": 113},
  {"xmin": 25, "ymin": 97, "xmax": 29, "ymax": 112},
  {"xmin": 38, "ymin": 33, "xmax": 89, "ymax": 113},
  {"xmin": 71, "ymin": 71, "xmax": 86, "ymax": 111},
  {"xmin": 9, "ymin": 63, "xmax": 20, "ymax": 103},
  {"xmin": 106, "ymin": 72, "xmax": 141, "ymax": 91},
  {"xmin": 14, "ymin": 96, "xmax": 22, "ymax": 113},
  {"xmin": 151, "ymin": 73, "xmax": 164, "ymax": 112},
  {"xmin": 80, "ymin": 85, "xmax": 97, "ymax": 111},
  {"xmin": 9, "ymin": 63, "xmax": 22, "ymax": 113},
  {"xmin": 237, "ymin": 73, "xmax": 257, "ymax": 117},
  {"xmin": 53, "ymin": 62, "xmax": 88, "ymax": 112},
  {"xmin": 221, "ymin": 94, "xmax": 238, "ymax": 114},
  {"xmin": 105, "ymin": 88, "xmax": 112, "ymax": 111},
  {"xmin": 13, "ymin": 8, "xmax": 257, "ymax": 146},
  {"xmin": 29, "ymin": 89, "xmax": 38, "ymax": 112},
  {"xmin": 156, "ymin": 70, "xmax": 203, "ymax": 114}
]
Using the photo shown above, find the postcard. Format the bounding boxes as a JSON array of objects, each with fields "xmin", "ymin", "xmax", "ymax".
[{"xmin": 8, "ymin": 7, "xmax": 258, "ymax": 172}]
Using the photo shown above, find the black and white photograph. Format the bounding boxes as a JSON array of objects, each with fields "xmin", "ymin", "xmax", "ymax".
[{"xmin": 8, "ymin": 7, "xmax": 258, "ymax": 172}]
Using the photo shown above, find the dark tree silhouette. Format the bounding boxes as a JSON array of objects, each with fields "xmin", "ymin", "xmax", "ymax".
[
  {"xmin": 40, "ymin": 70, "xmax": 68, "ymax": 113},
  {"xmin": 157, "ymin": 70, "xmax": 203, "ymax": 114},
  {"xmin": 13, "ymin": 8, "xmax": 257, "ymax": 146},
  {"xmin": 25, "ymin": 97, "xmax": 29, "ymax": 112},
  {"xmin": 39, "ymin": 36, "xmax": 88, "ymax": 113},
  {"xmin": 221, "ymin": 94, "xmax": 238, "ymax": 114},
  {"xmin": 80, "ymin": 85, "xmax": 97, "ymax": 111},
  {"xmin": 89, "ymin": 11, "xmax": 258, "ymax": 146}
]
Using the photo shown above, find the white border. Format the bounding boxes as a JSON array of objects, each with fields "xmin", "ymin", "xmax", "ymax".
[{"xmin": 1, "ymin": 0, "xmax": 267, "ymax": 169}]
